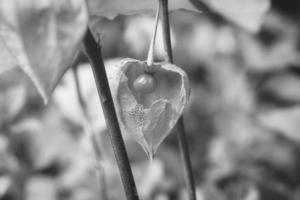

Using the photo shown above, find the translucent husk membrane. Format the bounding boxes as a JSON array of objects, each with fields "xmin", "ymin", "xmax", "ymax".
[{"xmin": 107, "ymin": 58, "xmax": 190, "ymax": 159}]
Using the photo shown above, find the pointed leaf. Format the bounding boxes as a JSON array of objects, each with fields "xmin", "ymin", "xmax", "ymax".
[
  {"xmin": 258, "ymin": 107, "xmax": 300, "ymax": 143},
  {"xmin": 0, "ymin": 0, "xmax": 88, "ymax": 103}
]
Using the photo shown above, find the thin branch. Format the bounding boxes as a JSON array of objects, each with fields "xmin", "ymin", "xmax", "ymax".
[
  {"xmin": 159, "ymin": 0, "xmax": 197, "ymax": 200},
  {"xmin": 82, "ymin": 28, "xmax": 140, "ymax": 200},
  {"xmin": 160, "ymin": 0, "xmax": 173, "ymax": 63},
  {"xmin": 175, "ymin": 117, "xmax": 197, "ymax": 200},
  {"xmin": 73, "ymin": 64, "xmax": 89, "ymax": 118},
  {"xmin": 147, "ymin": 2, "xmax": 161, "ymax": 66}
]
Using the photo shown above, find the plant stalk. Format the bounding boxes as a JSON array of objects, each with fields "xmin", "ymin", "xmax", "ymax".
[
  {"xmin": 147, "ymin": 2, "xmax": 161, "ymax": 66},
  {"xmin": 159, "ymin": 0, "xmax": 197, "ymax": 200},
  {"xmin": 82, "ymin": 28, "xmax": 140, "ymax": 200}
]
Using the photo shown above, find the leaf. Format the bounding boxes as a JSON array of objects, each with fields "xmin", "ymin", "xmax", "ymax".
[
  {"xmin": 86, "ymin": 0, "xmax": 198, "ymax": 19},
  {"xmin": 86, "ymin": 0, "xmax": 269, "ymax": 32},
  {"xmin": 261, "ymin": 73, "xmax": 300, "ymax": 104},
  {"xmin": 106, "ymin": 58, "xmax": 190, "ymax": 159},
  {"xmin": 258, "ymin": 107, "xmax": 300, "ymax": 143},
  {"xmin": 240, "ymin": 12, "xmax": 300, "ymax": 71},
  {"xmin": 0, "ymin": 68, "xmax": 29, "ymax": 126},
  {"xmin": 0, "ymin": 0, "xmax": 88, "ymax": 103},
  {"xmin": 0, "ymin": 85, "xmax": 27, "ymax": 124},
  {"xmin": 26, "ymin": 176, "xmax": 56, "ymax": 200},
  {"xmin": 0, "ymin": 36, "xmax": 18, "ymax": 74},
  {"xmin": 202, "ymin": 0, "xmax": 271, "ymax": 32},
  {"xmin": 10, "ymin": 105, "xmax": 82, "ymax": 170},
  {"xmin": 241, "ymin": 32, "xmax": 300, "ymax": 71}
]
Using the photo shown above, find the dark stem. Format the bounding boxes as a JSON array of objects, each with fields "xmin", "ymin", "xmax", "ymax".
[
  {"xmin": 160, "ymin": 0, "xmax": 197, "ymax": 200},
  {"xmin": 176, "ymin": 117, "xmax": 197, "ymax": 200},
  {"xmin": 160, "ymin": 0, "xmax": 173, "ymax": 63},
  {"xmin": 82, "ymin": 28, "xmax": 140, "ymax": 200}
]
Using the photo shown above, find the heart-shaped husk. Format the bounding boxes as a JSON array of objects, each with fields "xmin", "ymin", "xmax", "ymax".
[{"xmin": 106, "ymin": 58, "xmax": 190, "ymax": 159}]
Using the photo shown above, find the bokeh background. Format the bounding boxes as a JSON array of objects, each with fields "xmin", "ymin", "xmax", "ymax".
[{"xmin": 1, "ymin": 0, "xmax": 300, "ymax": 199}]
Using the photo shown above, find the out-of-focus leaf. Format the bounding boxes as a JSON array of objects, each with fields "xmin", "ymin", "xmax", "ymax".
[
  {"xmin": 0, "ymin": 36, "xmax": 18, "ymax": 74},
  {"xmin": 258, "ymin": 107, "xmax": 300, "ymax": 143},
  {"xmin": 202, "ymin": 0, "xmax": 271, "ymax": 32},
  {"xmin": 86, "ymin": 0, "xmax": 198, "ymax": 19},
  {"xmin": 177, "ymin": 20, "xmax": 237, "ymax": 65},
  {"xmin": 241, "ymin": 35, "xmax": 300, "ymax": 72},
  {"xmin": 200, "ymin": 184, "xmax": 226, "ymax": 200},
  {"xmin": 58, "ymin": 156, "xmax": 99, "ymax": 200},
  {"xmin": 10, "ymin": 105, "xmax": 82, "ymax": 170},
  {"xmin": 240, "ymin": 12, "xmax": 300, "ymax": 71},
  {"xmin": 0, "ymin": 69, "xmax": 28, "ymax": 126},
  {"xmin": 25, "ymin": 176, "xmax": 57, "ymax": 200},
  {"xmin": 0, "ymin": 135, "xmax": 17, "ymax": 199},
  {"xmin": 134, "ymin": 159, "xmax": 165, "ymax": 198},
  {"xmin": 0, "ymin": 85, "xmax": 27, "ymax": 124},
  {"xmin": 261, "ymin": 73, "xmax": 300, "ymax": 104},
  {"xmin": 107, "ymin": 58, "xmax": 190, "ymax": 159},
  {"xmin": 0, "ymin": 177, "xmax": 11, "ymax": 198},
  {"xmin": 0, "ymin": 0, "xmax": 88, "ymax": 103}
]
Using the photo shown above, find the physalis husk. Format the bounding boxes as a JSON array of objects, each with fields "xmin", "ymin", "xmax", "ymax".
[{"xmin": 107, "ymin": 58, "xmax": 190, "ymax": 159}]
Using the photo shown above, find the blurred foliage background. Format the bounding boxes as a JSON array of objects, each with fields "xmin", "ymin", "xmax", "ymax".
[{"xmin": 1, "ymin": 0, "xmax": 300, "ymax": 200}]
